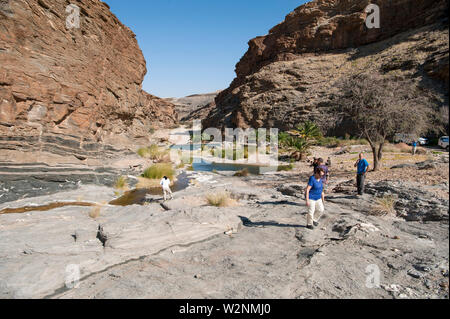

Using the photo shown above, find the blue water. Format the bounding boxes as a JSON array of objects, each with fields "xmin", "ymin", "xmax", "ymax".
[{"xmin": 191, "ymin": 157, "xmax": 279, "ymax": 175}]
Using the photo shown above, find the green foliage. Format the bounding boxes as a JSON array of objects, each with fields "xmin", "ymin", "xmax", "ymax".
[
  {"xmin": 141, "ymin": 163, "xmax": 174, "ymax": 180},
  {"xmin": 295, "ymin": 121, "xmax": 322, "ymax": 142},
  {"xmin": 278, "ymin": 132, "xmax": 290, "ymax": 147},
  {"xmin": 277, "ymin": 164, "xmax": 294, "ymax": 171},
  {"xmin": 137, "ymin": 144, "xmax": 170, "ymax": 162},
  {"xmin": 283, "ymin": 136, "xmax": 311, "ymax": 154}
]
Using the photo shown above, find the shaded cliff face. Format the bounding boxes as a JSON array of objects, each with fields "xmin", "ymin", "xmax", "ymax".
[
  {"xmin": 0, "ymin": 0, "xmax": 177, "ymax": 159},
  {"xmin": 165, "ymin": 91, "xmax": 220, "ymax": 122},
  {"xmin": 206, "ymin": 0, "xmax": 449, "ymax": 133}
]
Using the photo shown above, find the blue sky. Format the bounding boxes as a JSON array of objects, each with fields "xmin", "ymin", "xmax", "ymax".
[{"xmin": 104, "ymin": 0, "xmax": 308, "ymax": 98}]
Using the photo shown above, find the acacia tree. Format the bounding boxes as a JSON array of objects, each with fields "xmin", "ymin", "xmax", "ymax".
[{"xmin": 334, "ymin": 72, "xmax": 435, "ymax": 171}]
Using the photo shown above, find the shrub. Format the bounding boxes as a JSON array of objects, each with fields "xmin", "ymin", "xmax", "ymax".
[
  {"xmin": 278, "ymin": 132, "xmax": 291, "ymax": 146},
  {"xmin": 234, "ymin": 168, "xmax": 249, "ymax": 177},
  {"xmin": 137, "ymin": 144, "xmax": 170, "ymax": 162},
  {"xmin": 142, "ymin": 163, "xmax": 174, "ymax": 180},
  {"xmin": 371, "ymin": 195, "xmax": 396, "ymax": 216},
  {"xmin": 137, "ymin": 147, "xmax": 149, "ymax": 158},
  {"xmin": 277, "ymin": 164, "xmax": 294, "ymax": 171},
  {"xmin": 89, "ymin": 206, "xmax": 101, "ymax": 219},
  {"xmin": 205, "ymin": 191, "xmax": 236, "ymax": 207},
  {"xmin": 114, "ymin": 175, "xmax": 129, "ymax": 190},
  {"xmin": 295, "ymin": 121, "xmax": 323, "ymax": 142},
  {"xmin": 283, "ymin": 136, "xmax": 310, "ymax": 155}
]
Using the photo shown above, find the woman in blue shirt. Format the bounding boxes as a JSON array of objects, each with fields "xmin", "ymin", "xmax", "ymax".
[{"xmin": 305, "ymin": 167, "xmax": 325, "ymax": 230}]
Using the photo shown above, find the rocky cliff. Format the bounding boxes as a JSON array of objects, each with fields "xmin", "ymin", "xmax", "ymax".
[
  {"xmin": 0, "ymin": 0, "xmax": 177, "ymax": 160},
  {"xmin": 166, "ymin": 91, "xmax": 219, "ymax": 122},
  {"xmin": 205, "ymin": 0, "xmax": 449, "ymax": 133}
]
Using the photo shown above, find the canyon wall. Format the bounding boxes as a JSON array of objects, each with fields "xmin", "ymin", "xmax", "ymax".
[
  {"xmin": 205, "ymin": 0, "xmax": 449, "ymax": 134},
  {"xmin": 0, "ymin": 0, "xmax": 177, "ymax": 160}
]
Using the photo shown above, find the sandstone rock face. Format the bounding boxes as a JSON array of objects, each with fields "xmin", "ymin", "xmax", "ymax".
[
  {"xmin": 205, "ymin": 0, "xmax": 449, "ymax": 133},
  {"xmin": 166, "ymin": 91, "xmax": 219, "ymax": 122},
  {"xmin": 0, "ymin": 0, "xmax": 177, "ymax": 159}
]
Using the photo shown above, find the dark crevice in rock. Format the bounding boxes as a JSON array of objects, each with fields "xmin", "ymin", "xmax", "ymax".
[
  {"xmin": 54, "ymin": 109, "xmax": 74, "ymax": 125},
  {"xmin": 43, "ymin": 232, "xmax": 226, "ymax": 299},
  {"xmin": 96, "ymin": 225, "xmax": 107, "ymax": 247},
  {"xmin": 160, "ymin": 203, "xmax": 170, "ymax": 211},
  {"xmin": 37, "ymin": 0, "xmax": 50, "ymax": 10}
]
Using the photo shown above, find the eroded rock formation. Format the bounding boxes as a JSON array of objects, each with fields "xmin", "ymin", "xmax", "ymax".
[
  {"xmin": 165, "ymin": 91, "xmax": 219, "ymax": 122},
  {"xmin": 0, "ymin": 0, "xmax": 177, "ymax": 160},
  {"xmin": 204, "ymin": 0, "xmax": 449, "ymax": 133}
]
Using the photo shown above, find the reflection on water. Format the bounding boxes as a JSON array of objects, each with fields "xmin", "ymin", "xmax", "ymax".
[
  {"xmin": 192, "ymin": 157, "xmax": 280, "ymax": 175},
  {"xmin": 0, "ymin": 173, "xmax": 192, "ymax": 214},
  {"xmin": 0, "ymin": 202, "xmax": 96, "ymax": 215}
]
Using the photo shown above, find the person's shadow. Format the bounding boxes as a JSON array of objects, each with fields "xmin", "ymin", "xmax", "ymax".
[
  {"xmin": 238, "ymin": 216, "xmax": 306, "ymax": 228},
  {"xmin": 256, "ymin": 200, "xmax": 303, "ymax": 207}
]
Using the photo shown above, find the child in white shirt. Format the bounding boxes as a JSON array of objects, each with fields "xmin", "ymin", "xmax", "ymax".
[{"xmin": 160, "ymin": 176, "xmax": 173, "ymax": 201}]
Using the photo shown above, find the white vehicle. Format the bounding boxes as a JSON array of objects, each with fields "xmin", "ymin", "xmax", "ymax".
[
  {"xmin": 438, "ymin": 136, "xmax": 449, "ymax": 151},
  {"xmin": 417, "ymin": 137, "xmax": 428, "ymax": 145}
]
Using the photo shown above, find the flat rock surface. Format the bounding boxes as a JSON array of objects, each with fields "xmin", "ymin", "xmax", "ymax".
[{"xmin": 0, "ymin": 170, "xmax": 448, "ymax": 299}]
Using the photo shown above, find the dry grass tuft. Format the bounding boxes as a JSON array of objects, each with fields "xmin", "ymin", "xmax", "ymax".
[
  {"xmin": 142, "ymin": 163, "xmax": 174, "ymax": 180},
  {"xmin": 114, "ymin": 175, "xmax": 129, "ymax": 191},
  {"xmin": 137, "ymin": 145, "xmax": 170, "ymax": 162},
  {"xmin": 89, "ymin": 205, "xmax": 101, "ymax": 219},
  {"xmin": 136, "ymin": 175, "xmax": 176, "ymax": 189},
  {"xmin": 371, "ymin": 195, "xmax": 397, "ymax": 216},
  {"xmin": 205, "ymin": 191, "xmax": 237, "ymax": 207},
  {"xmin": 234, "ymin": 168, "xmax": 249, "ymax": 177}
]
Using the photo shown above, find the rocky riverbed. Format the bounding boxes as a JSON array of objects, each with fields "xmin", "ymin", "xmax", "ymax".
[{"xmin": 0, "ymin": 160, "xmax": 448, "ymax": 299}]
